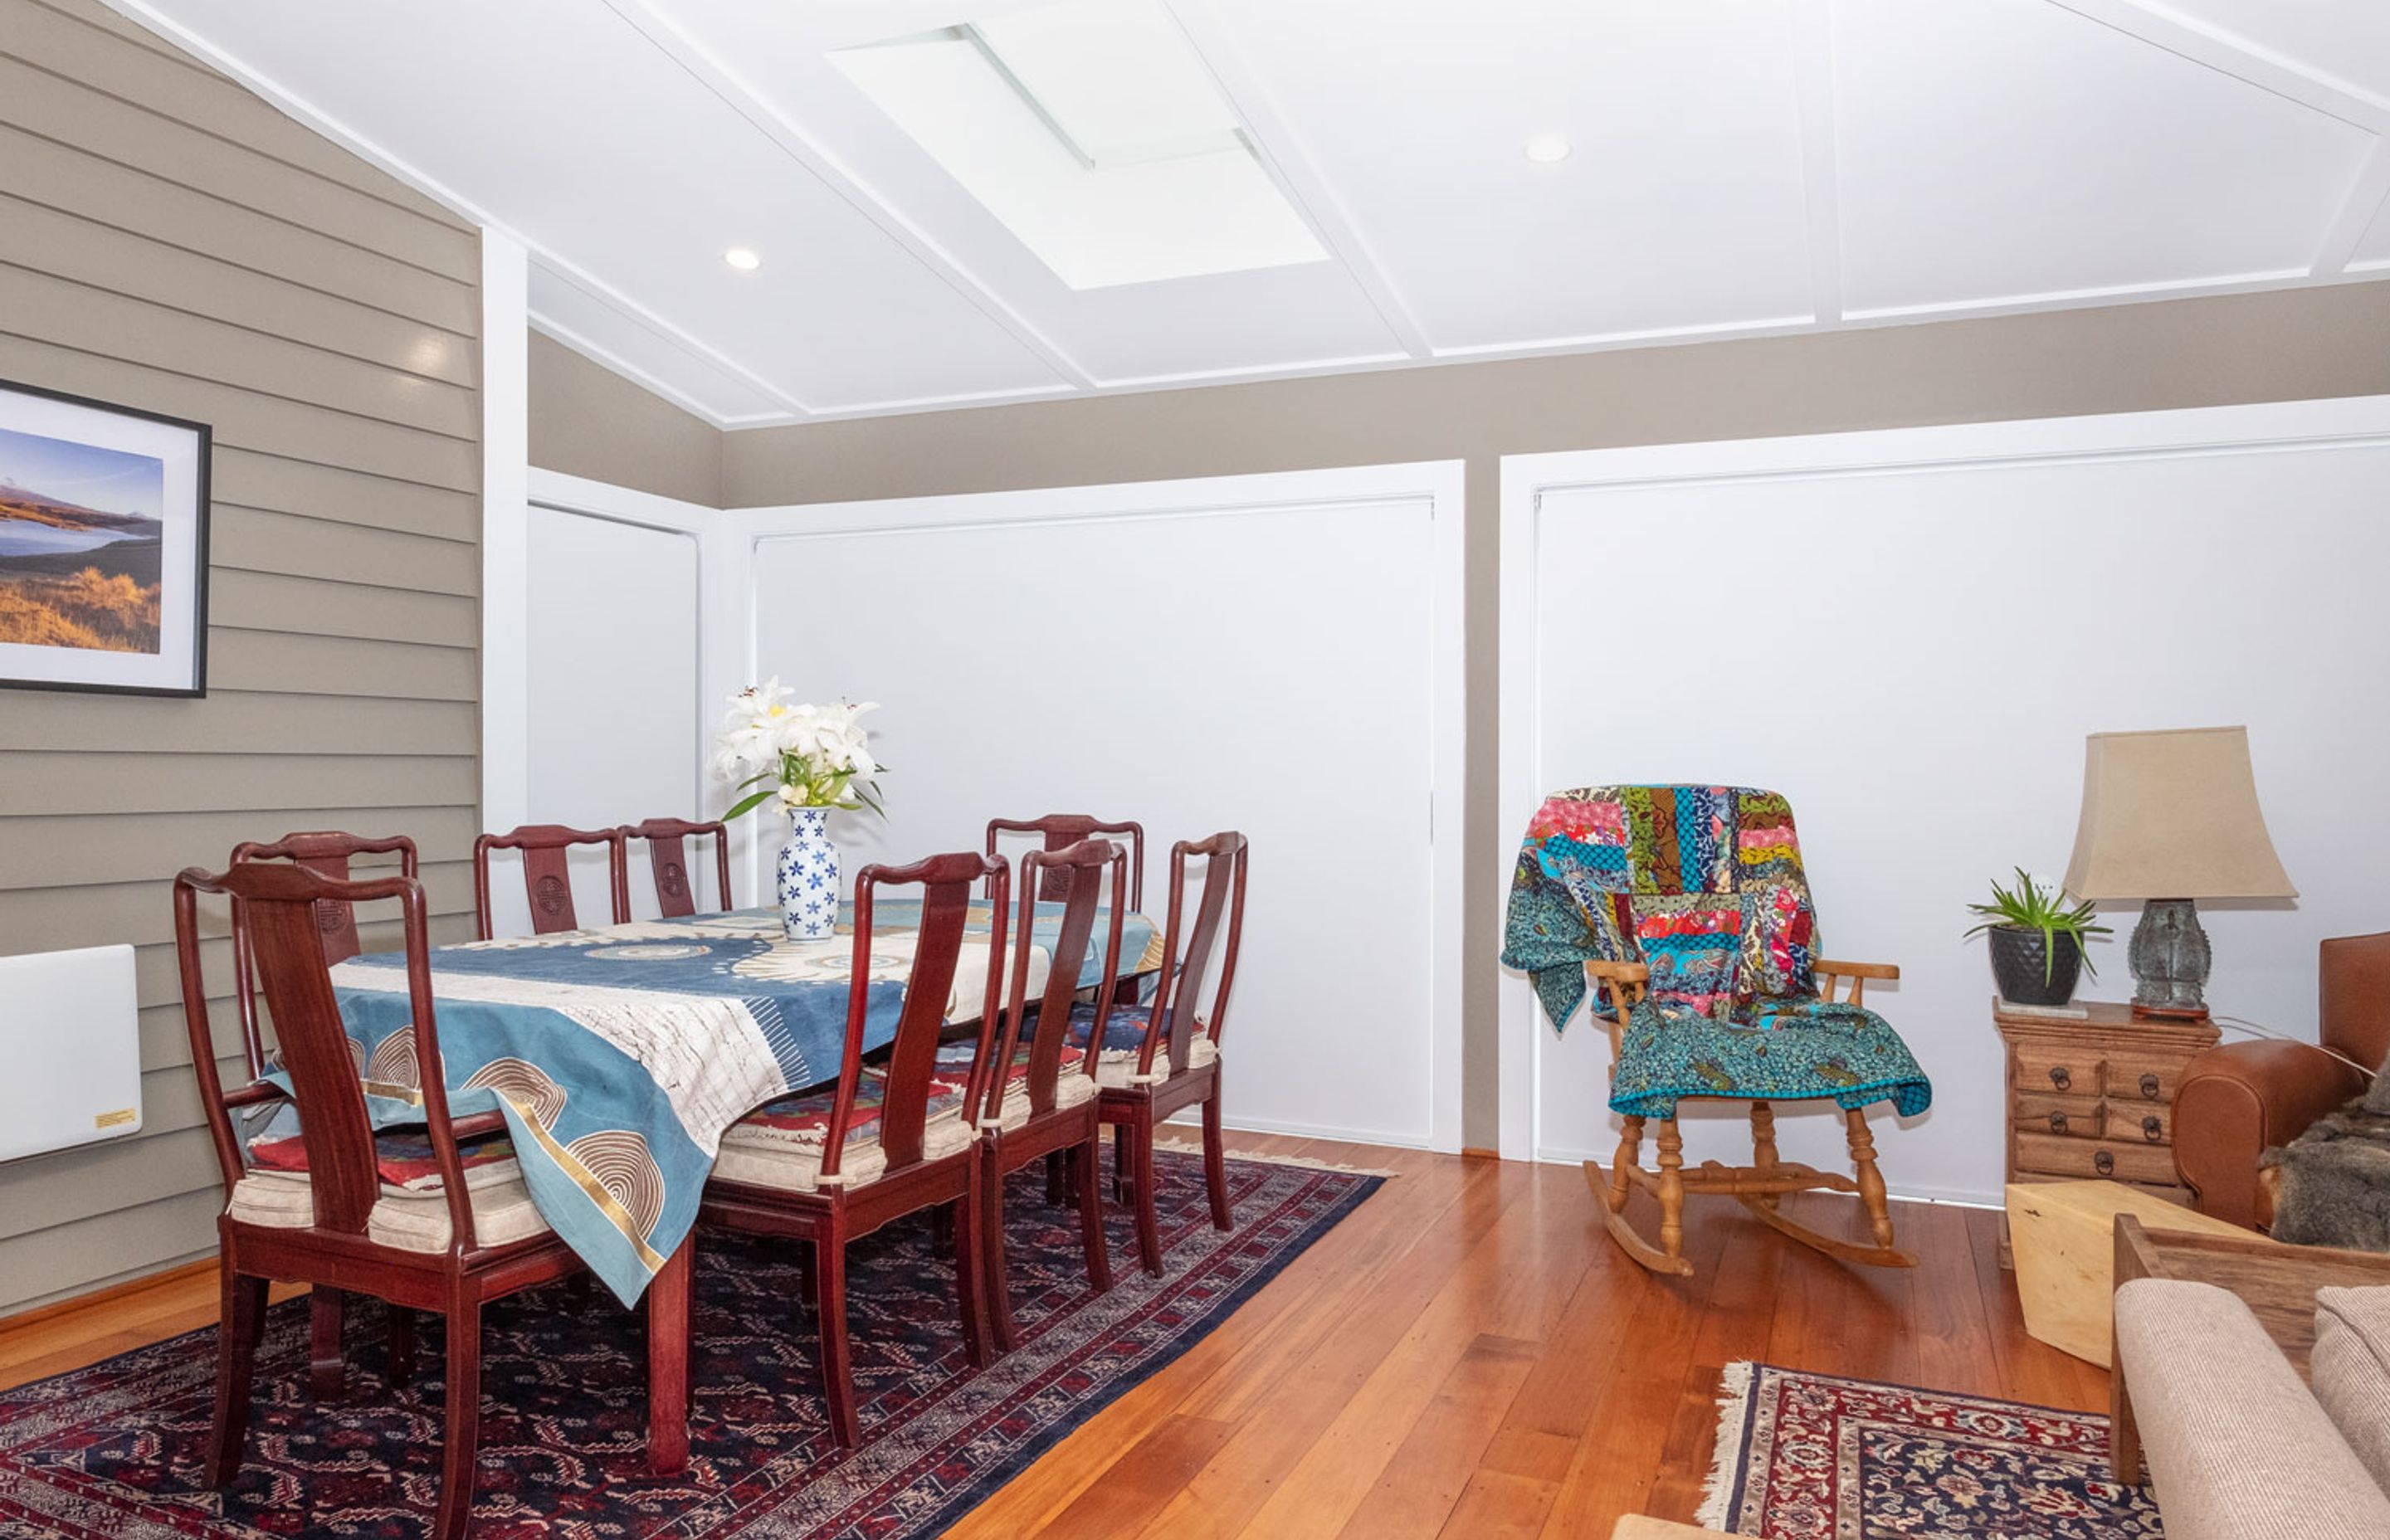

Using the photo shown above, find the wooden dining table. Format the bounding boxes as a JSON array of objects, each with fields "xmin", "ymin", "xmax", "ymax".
[{"xmin": 324, "ymin": 899, "xmax": 1160, "ymax": 1473}]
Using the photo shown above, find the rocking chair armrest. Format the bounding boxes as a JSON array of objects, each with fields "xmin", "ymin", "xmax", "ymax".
[
  {"xmin": 1814, "ymin": 958, "xmax": 1899, "ymax": 981},
  {"xmin": 1584, "ymin": 960, "xmax": 1651, "ymax": 986}
]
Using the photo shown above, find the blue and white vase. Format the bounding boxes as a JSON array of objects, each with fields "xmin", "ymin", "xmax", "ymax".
[{"xmin": 776, "ymin": 806, "xmax": 840, "ymax": 942}]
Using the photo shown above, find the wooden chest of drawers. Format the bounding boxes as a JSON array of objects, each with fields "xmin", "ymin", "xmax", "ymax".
[{"xmin": 1993, "ymin": 999, "xmax": 2219, "ymax": 1265}]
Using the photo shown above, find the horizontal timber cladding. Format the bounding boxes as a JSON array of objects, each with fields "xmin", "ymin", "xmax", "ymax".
[{"xmin": 0, "ymin": 0, "xmax": 484, "ymax": 1315}]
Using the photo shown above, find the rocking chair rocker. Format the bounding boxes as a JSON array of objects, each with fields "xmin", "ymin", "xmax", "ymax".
[{"xmin": 1501, "ymin": 785, "xmax": 1934, "ymax": 1279}]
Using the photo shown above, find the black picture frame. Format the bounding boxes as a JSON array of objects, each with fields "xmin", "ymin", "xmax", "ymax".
[{"xmin": 0, "ymin": 378, "xmax": 212, "ymax": 699}]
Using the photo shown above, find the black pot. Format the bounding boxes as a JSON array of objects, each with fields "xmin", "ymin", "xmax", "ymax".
[{"xmin": 1988, "ymin": 925, "xmax": 2083, "ymax": 1006}]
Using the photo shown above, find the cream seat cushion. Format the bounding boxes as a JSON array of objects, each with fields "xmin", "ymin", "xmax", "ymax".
[
  {"xmin": 2314, "ymin": 1284, "xmax": 2390, "ymax": 1496},
  {"xmin": 226, "ymin": 1159, "xmax": 550, "ymax": 1253}
]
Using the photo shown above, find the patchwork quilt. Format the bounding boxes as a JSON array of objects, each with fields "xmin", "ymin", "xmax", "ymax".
[{"xmin": 1500, "ymin": 785, "xmax": 1931, "ymax": 1119}]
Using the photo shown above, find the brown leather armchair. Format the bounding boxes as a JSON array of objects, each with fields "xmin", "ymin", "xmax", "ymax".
[{"xmin": 2175, "ymin": 931, "xmax": 2390, "ymax": 1230}]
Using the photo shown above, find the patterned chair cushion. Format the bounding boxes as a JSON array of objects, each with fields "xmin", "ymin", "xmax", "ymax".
[
  {"xmin": 1058, "ymin": 1002, "xmax": 1217, "ymax": 1088},
  {"xmin": 927, "ymin": 1038, "xmax": 1096, "ymax": 1130},
  {"xmin": 715, "ymin": 1062, "xmax": 978, "ymax": 1192},
  {"xmin": 227, "ymin": 1127, "xmax": 548, "ymax": 1253}
]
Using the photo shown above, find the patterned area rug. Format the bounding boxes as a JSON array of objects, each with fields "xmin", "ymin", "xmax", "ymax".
[
  {"xmin": 1700, "ymin": 1362, "xmax": 2163, "ymax": 1538},
  {"xmin": 0, "ymin": 1148, "xmax": 1380, "ymax": 1539}
]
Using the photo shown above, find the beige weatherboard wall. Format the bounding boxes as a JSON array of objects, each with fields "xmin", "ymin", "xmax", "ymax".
[{"xmin": 0, "ymin": 0, "xmax": 483, "ymax": 1315}]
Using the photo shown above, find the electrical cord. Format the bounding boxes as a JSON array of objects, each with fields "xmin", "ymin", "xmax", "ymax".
[{"xmin": 2213, "ymin": 1013, "xmax": 2379, "ymax": 1080}]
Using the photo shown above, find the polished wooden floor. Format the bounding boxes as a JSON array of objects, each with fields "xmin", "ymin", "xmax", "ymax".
[{"xmin": 0, "ymin": 1133, "xmax": 2103, "ymax": 1538}]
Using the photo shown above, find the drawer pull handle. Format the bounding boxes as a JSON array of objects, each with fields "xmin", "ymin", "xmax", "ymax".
[
  {"xmin": 2048, "ymin": 1111, "xmax": 2070, "ymax": 1134},
  {"xmin": 2143, "ymin": 1114, "xmax": 2163, "ymax": 1142},
  {"xmin": 2139, "ymin": 1073, "xmax": 2161, "ymax": 1099},
  {"xmin": 2095, "ymin": 1150, "xmax": 2115, "ymax": 1177},
  {"xmin": 2048, "ymin": 1065, "xmax": 2073, "ymax": 1091}
]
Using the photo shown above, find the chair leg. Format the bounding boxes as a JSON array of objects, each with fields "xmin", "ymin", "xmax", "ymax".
[
  {"xmin": 388, "ymin": 1304, "xmax": 417, "ymax": 1391},
  {"xmin": 205, "ymin": 1267, "xmax": 268, "ymax": 1488},
  {"xmin": 1202, "ymin": 1080, "xmax": 1233, "ymax": 1231},
  {"xmin": 1749, "ymin": 1102, "xmax": 1782, "ymax": 1210},
  {"xmin": 1077, "ymin": 1125, "xmax": 1114, "ymax": 1295},
  {"xmin": 1655, "ymin": 1118, "xmax": 1687, "ymax": 1265},
  {"xmin": 954, "ymin": 1180, "xmax": 993, "ymax": 1370},
  {"xmin": 982, "ymin": 1145, "xmax": 1019, "ymax": 1357},
  {"xmin": 1131, "ymin": 1106, "xmax": 1163, "ymax": 1277},
  {"xmin": 815, "ymin": 1226, "xmax": 861, "ymax": 1448},
  {"xmin": 432, "ymin": 1299, "xmax": 483, "ymax": 1540},
  {"xmin": 1044, "ymin": 1149, "xmax": 1067, "ymax": 1206},
  {"xmin": 1113, "ymin": 1122, "xmax": 1132, "ymax": 1201},
  {"xmin": 308, "ymin": 1287, "xmax": 345, "ymax": 1400},
  {"xmin": 1846, "ymin": 1107, "xmax": 1898, "ymax": 1250},
  {"xmin": 1610, "ymin": 1115, "xmax": 1645, "ymax": 1210}
]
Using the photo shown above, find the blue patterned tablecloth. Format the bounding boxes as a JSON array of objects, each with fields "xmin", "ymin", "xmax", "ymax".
[{"xmin": 323, "ymin": 901, "xmax": 1156, "ymax": 1304}]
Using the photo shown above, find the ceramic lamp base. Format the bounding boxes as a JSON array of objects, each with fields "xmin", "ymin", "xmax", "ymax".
[{"xmin": 2126, "ymin": 898, "xmax": 2212, "ymax": 1021}]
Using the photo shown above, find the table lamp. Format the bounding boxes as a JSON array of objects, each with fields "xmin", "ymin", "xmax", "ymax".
[{"xmin": 2061, "ymin": 726, "xmax": 2295, "ymax": 1020}]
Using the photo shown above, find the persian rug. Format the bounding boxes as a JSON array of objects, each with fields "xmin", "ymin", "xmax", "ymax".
[
  {"xmin": 0, "ymin": 1148, "xmax": 1381, "ymax": 1540},
  {"xmin": 1700, "ymin": 1362, "xmax": 2163, "ymax": 1538}
]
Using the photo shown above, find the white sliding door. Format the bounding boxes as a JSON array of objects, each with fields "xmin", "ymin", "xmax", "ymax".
[
  {"xmin": 514, "ymin": 500, "xmax": 705, "ymax": 932},
  {"xmin": 739, "ymin": 464, "xmax": 1466, "ymax": 1151},
  {"xmin": 1500, "ymin": 398, "xmax": 2390, "ymax": 1201}
]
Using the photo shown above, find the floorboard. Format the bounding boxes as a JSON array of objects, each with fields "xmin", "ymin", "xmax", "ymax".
[{"xmin": 0, "ymin": 1133, "xmax": 2103, "ymax": 1536}]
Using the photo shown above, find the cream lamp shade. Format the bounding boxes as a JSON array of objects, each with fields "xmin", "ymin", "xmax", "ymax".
[{"xmin": 2061, "ymin": 727, "xmax": 2295, "ymax": 901}]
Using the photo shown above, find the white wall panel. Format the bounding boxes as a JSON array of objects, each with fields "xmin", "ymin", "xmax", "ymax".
[
  {"xmin": 1500, "ymin": 398, "xmax": 2390, "ymax": 1201},
  {"xmin": 517, "ymin": 503, "xmax": 703, "ymax": 931},
  {"xmin": 739, "ymin": 464, "xmax": 1466, "ymax": 1149}
]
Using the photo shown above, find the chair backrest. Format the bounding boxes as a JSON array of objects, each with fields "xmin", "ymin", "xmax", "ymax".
[
  {"xmin": 227, "ymin": 831, "xmax": 417, "ymax": 1079},
  {"xmin": 622, "ymin": 817, "xmax": 732, "ymax": 919},
  {"xmin": 176, "ymin": 861, "xmax": 481, "ymax": 1250},
  {"xmin": 473, "ymin": 823, "xmax": 630, "ymax": 939},
  {"xmin": 988, "ymin": 839, "xmax": 1124, "ymax": 1123},
  {"xmin": 986, "ymin": 814, "xmax": 1144, "ymax": 911},
  {"xmin": 2321, "ymin": 930, "xmax": 2390, "ymax": 1069},
  {"xmin": 819, "ymin": 850, "xmax": 1007, "ymax": 1181},
  {"xmin": 1505, "ymin": 785, "xmax": 1817, "ymax": 1027},
  {"xmin": 1132, "ymin": 832, "xmax": 1248, "ymax": 1080}
]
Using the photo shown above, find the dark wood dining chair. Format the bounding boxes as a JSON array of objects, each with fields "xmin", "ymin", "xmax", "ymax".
[
  {"xmin": 227, "ymin": 830, "xmax": 418, "ymax": 1400},
  {"xmin": 701, "ymin": 850, "xmax": 1008, "ymax": 1446},
  {"xmin": 472, "ymin": 823, "xmax": 630, "ymax": 939},
  {"xmin": 973, "ymin": 839, "xmax": 1122, "ymax": 1351},
  {"xmin": 985, "ymin": 814, "xmax": 1144, "ymax": 910},
  {"xmin": 621, "ymin": 816, "xmax": 733, "ymax": 919},
  {"xmin": 1076, "ymin": 832, "xmax": 1247, "ymax": 1275},
  {"xmin": 175, "ymin": 861, "xmax": 608, "ymax": 1540}
]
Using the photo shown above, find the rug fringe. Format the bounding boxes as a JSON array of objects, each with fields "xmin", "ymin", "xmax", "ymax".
[
  {"xmin": 1695, "ymin": 1360, "xmax": 1756, "ymax": 1530},
  {"xmin": 1154, "ymin": 1140, "xmax": 1399, "ymax": 1177}
]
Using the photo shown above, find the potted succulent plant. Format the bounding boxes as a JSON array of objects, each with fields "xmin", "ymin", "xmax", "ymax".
[{"xmin": 1965, "ymin": 869, "xmax": 2111, "ymax": 1007}]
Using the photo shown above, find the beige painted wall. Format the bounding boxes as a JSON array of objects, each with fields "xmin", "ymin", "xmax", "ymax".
[
  {"xmin": 719, "ymin": 282, "xmax": 2390, "ymax": 1148},
  {"xmin": 528, "ymin": 330, "xmax": 722, "ymax": 507},
  {"xmin": 0, "ymin": 0, "xmax": 483, "ymax": 1314}
]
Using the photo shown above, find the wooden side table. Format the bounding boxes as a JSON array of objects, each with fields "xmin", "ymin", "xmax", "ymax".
[{"xmin": 1992, "ymin": 999, "xmax": 2219, "ymax": 1264}]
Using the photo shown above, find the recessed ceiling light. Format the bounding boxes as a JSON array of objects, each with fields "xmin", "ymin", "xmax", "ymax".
[
  {"xmin": 723, "ymin": 246, "xmax": 762, "ymax": 271},
  {"xmin": 1523, "ymin": 134, "xmax": 1572, "ymax": 164}
]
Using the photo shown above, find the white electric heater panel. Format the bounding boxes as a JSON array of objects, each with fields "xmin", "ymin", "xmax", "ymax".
[{"xmin": 0, "ymin": 944, "xmax": 143, "ymax": 1163}]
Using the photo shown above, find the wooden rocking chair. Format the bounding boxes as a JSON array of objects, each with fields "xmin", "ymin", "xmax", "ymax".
[{"xmin": 1583, "ymin": 956, "xmax": 1914, "ymax": 1277}]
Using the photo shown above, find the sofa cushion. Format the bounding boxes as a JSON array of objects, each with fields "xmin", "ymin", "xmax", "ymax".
[
  {"xmin": 2314, "ymin": 1285, "xmax": 2390, "ymax": 1494},
  {"xmin": 2113, "ymin": 1279, "xmax": 2390, "ymax": 1539}
]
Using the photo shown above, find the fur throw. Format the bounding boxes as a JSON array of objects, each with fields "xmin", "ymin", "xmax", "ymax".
[{"xmin": 2266, "ymin": 1095, "xmax": 2390, "ymax": 1252}]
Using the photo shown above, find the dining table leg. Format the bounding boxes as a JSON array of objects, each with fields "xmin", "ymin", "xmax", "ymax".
[{"xmin": 646, "ymin": 1240, "xmax": 692, "ymax": 1476}]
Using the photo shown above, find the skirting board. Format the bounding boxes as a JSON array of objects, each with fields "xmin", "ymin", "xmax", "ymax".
[{"xmin": 1160, "ymin": 1109, "xmax": 1437, "ymax": 1153}]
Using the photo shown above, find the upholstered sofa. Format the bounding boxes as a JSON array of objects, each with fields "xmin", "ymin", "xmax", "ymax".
[
  {"xmin": 2113, "ymin": 1278, "xmax": 2390, "ymax": 1538},
  {"xmin": 2175, "ymin": 930, "xmax": 2390, "ymax": 1230}
]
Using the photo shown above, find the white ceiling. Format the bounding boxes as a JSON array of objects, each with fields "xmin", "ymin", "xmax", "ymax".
[{"xmin": 106, "ymin": 0, "xmax": 2390, "ymax": 428}]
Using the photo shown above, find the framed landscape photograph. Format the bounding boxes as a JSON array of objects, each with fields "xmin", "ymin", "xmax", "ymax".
[{"xmin": 0, "ymin": 380, "xmax": 210, "ymax": 697}]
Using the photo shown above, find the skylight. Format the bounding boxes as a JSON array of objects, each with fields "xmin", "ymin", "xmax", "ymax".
[{"xmin": 832, "ymin": 0, "xmax": 1328, "ymax": 290}]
